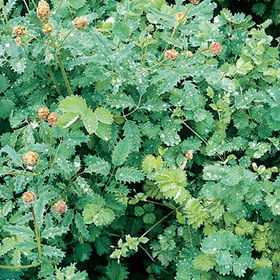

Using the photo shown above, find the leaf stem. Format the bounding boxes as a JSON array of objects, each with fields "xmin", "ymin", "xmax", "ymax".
[
  {"xmin": 49, "ymin": 34, "xmax": 73, "ymax": 94},
  {"xmin": 0, "ymin": 0, "xmax": 11, "ymax": 36},
  {"xmin": 49, "ymin": 126, "xmax": 53, "ymax": 168},
  {"xmin": 140, "ymin": 209, "xmax": 176, "ymax": 238},
  {"xmin": 55, "ymin": 0, "xmax": 64, "ymax": 14},
  {"xmin": 58, "ymin": 27, "xmax": 75, "ymax": 49},
  {"xmin": 46, "ymin": 66, "xmax": 62, "ymax": 95},
  {"xmin": 31, "ymin": 205, "xmax": 42, "ymax": 261},
  {"xmin": 0, "ymin": 262, "xmax": 41, "ymax": 270},
  {"xmin": 0, "ymin": 171, "xmax": 41, "ymax": 177},
  {"xmin": 159, "ymin": 3, "xmax": 193, "ymax": 61}
]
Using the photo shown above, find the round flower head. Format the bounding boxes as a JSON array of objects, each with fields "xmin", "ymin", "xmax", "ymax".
[
  {"xmin": 209, "ymin": 42, "xmax": 222, "ymax": 56},
  {"xmin": 54, "ymin": 201, "xmax": 67, "ymax": 214},
  {"xmin": 176, "ymin": 13, "xmax": 185, "ymax": 22},
  {"xmin": 38, "ymin": 107, "xmax": 50, "ymax": 120},
  {"xmin": 22, "ymin": 191, "xmax": 36, "ymax": 204},
  {"xmin": 13, "ymin": 26, "xmax": 26, "ymax": 37},
  {"xmin": 22, "ymin": 151, "xmax": 40, "ymax": 167},
  {"xmin": 48, "ymin": 112, "xmax": 59, "ymax": 126},
  {"xmin": 74, "ymin": 16, "xmax": 88, "ymax": 30},
  {"xmin": 189, "ymin": 0, "xmax": 200, "ymax": 4},
  {"xmin": 42, "ymin": 23, "xmax": 53, "ymax": 34},
  {"xmin": 165, "ymin": 49, "xmax": 179, "ymax": 61},
  {"xmin": 36, "ymin": 0, "xmax": 50, "ymax": 22}
]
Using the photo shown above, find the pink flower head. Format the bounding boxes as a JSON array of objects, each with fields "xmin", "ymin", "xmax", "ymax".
[
  {"xmin": 22, "ymin": 191, "xmax": 36, "ymax": 204},
  {"xmin": 54, "ymin": 200, "xmax": 68, "ymax": 214},
  {"xmin": 48, "ymin": 112, "xmax": 59, "ymax": 126},
  {"xmin": 209, "ymin": 42, "xmax": 222, "ymax": 56}
]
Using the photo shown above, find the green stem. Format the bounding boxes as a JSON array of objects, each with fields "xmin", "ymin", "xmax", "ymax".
[
  {"xmin": 159, "ymin": 3, "xmax": 193, "ymax": 61},
  {"xmin": 49, "ymin": 34, "xmax": 73, "ymax": 94},
  {"xmin": 0, "ymin": 0, "xmax": 11, "ymax": 36},
  {"xmin": 49, "ymin": 126, "xmax": 53, "ymax": 167},
  {"xmin": 31, "ymin": 205, "xmax": 42, "ymax": 261},
  {"xmin": 140, "ymin": 209, "xmax": 176, "ymax": 238},
  {"xmin": 58, "ymin": 27, "xmax": 75, "ymax": 49},
  {"xmin": 46, "ymin": 66, "xmax": 62, "ymax": 95},
  {"xmin": 129, "ymin": 60, "xmax": 166, "ymax": 81},
  {"xmin": 49, "ymin": 139, "xmax": 62, "ymax": 169},
  {"xmin": 141, "ymin": 39, "xmax": 149, "ymax": 67},
  {"xmin": 0, "ymin": 262, "xmax": 41, "ymax": 270},
  {"xmin": 0, "ymin": 171, "xmax": 41, "ymax": 177},
  {"xmin": 58, "ymin": 57, "xmax": 72, "ymax": 94},
  {"xmin": 182, "ymin": 121, "xmax": 208, "ymax": 145},
  {"xmin": 55, "ymin": 0, "xmax": 64, "ymax": 14}
]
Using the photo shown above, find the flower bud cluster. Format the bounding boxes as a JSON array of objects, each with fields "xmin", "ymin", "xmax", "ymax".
[
  {"xmin": 42, "ymin": 22, "xmax": 53, "ymax": 34},
  {"xmin": 165, "ymin": 49, "xmax": 179, "ymax": 61},
  {"xmin": 13, "ymin": 26, "xmax": 26, "ymax": 37},
  {"xmin": 74, "ymin": 16, "xmax": 88, "ymax": 30},
  {"xmin": 22, "ymin": 152, "xmax": 40, "ymax": 167},
  {"xmin": 37, "ymin": 0, "xmax": 50, "ymax": 22},
  {"xmin": 54, "ymin": 200, "xmax": 68, "ymax": 213},
  {"xmin": 22, "ymin": 191, "xmax": 36, "ymax": 204},
  {"xmin": 209, "ymin": 42, "xmax": 222, "ymax": 56}
]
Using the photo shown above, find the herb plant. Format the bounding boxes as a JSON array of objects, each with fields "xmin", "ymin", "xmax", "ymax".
[{"xmin": 0, "ymin": 0, "xmax": 280, "ymax": 279}]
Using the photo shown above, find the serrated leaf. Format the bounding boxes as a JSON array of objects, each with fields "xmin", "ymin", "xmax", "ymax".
[
  {"xmin": 1, "ymin": 146, "xmax": 22, "ymax": 167},
  {"xmin": 75, "ymin": 213, "xmax": 89, "ymax": 239},
  {"xmin": 59, "ymin": 95, "xmax": 87, "ymax": 113},
  {"xmin": 3, "ymin": 225, "xmax": 34, "ymax": 238},
  {"xmin": 95, "ymin": 122, "xmax": 111, "ymax": 140},
  {"xmin": 94, "ymin": 107, "xmax": 113, "ymax": 124},
  {"xmin": 42, "ymin": 246, "xmax": 65, "ymax": 258},
  {"xmin": 115, "ymin": 167, "xmax": 145, "ymax": 183},
  {"xmin": 0, "ymin": 100, "xmax": 15, "ymax": 119},
  {"xmin": 41, "ymin": 227, "xmax": 68, "ymax": 239},
  {"xmin": 68, "ymin": 0, "xmax": 86, "ymax": 9},
  {"xmin": 82, "ymin": 109, "xmax": 98, "ymax": 134},
  {"xmin": 84, "ymin": 155, "xmax": 111, "ymax": 176},
  {"xmin": 112, "ymin": 138, "xmax": 132, "ymax": 166},
  {"xmin": 0, "ymin": 237, "xmax": 16, "ymax": 256},
  {"xmin": 58, "ymin": 112, "xmax": 80, "ymax": 128},
  {"xmin": 0, "ymin": 75, "xmax": 10, "ymax": 93},
  {"xmin": 83, "ymin": 203, "xmax": 115, "ymax": 226}
]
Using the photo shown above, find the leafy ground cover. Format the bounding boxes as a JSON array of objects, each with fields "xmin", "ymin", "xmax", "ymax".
[{"xmin": 0, "ymin": 0, "xmax": 280, "ymax": 279}]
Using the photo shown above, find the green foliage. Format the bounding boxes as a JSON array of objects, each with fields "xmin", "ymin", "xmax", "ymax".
[{"xmin": 0, "ymin": 0, "xmax": 279, "ymax": 278}]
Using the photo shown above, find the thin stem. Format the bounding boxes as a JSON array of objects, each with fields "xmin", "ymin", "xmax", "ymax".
[
  {"xmin": 49, "ymin": 139, "xmax": 63, "ymax": 169},
  {"xmin": 139, "ymin": 244, "xmax": 155, "ymax": 262},
  {"xmin": 58, "ymin": 57, "xmax": 72, "ymax": 94},
  {"xmin": 182, "ymin": 121, "xmax": 208, "ymax": 145},
  {"xmin": 31, "ymin": 205, "xmax": 42, "ymax": 261},
  {"xmin": 49, "ymin": 34, "xmax": 73, "ymax": 94},
  {"xmin": 55, "ymin": 0, "xmax": 64, "ymax": 14},
  {"xmin": 0, "ymin": 171, "xmax": 41, "ymax": 177},
  {"xmin": 123, "ymin": 96, "xmax": 142, "ymax": 119},
  {"xmin": 159, "ymin": 3, "xmax": 193, "ymax": 61},
  {"xmin": 140, "ymin": 209, "xmax": 176, "ymax": 238},
  {"xmin": 141, "ymin": 39, "xmax": 149, "ymax": 67},
  {"xmin": 49, "ymin": 126, "xmax": 53, "ymax": 168},
  {"xmin": 46, "ymin": 66, "xmax": 62, "ymax": 95},
  {"xmin": 23, "ymin": 0, "xmax": 30, "ymax": 12},
  {"xmin": 191, "ymin": 48, "xmax": 208, "ymax": 57},
  {"xmin": 0, "ymin": 0, "xmax": 11, "ymax": 36},
  {"xmin": 129, "ymin": 60, "xmax": 166, "ymax": 81},
  {"xmin": 0, "ymin": 262, "xmax": 41, "ymax": 270},
  {"xmin": 58, "ymin": 27, "xmax": 75, "ymax": 49}
]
